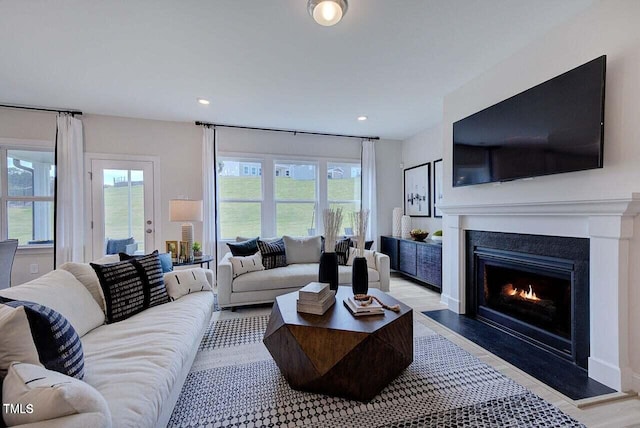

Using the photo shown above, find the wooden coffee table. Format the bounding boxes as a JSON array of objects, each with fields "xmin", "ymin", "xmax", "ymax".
[{"xmin": 263, "ymin": 286, "xmax": 413, "ymax": 401}]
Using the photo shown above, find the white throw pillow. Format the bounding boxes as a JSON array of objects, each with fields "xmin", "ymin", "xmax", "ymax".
[
  {"xmin": 0, "ymin": 270, "xmax": 105, "ymax": 337},
  {"xmin": 163, "ymin": 268, "xmax": 213, "ymax": 301},
  {"xmin": 59, "ymin": 262, "xmax": 106, "ymax": 312},
  {"xmin": 0, "ymin": 305, "xmax": 41, "ymax": 373},
  {"xmin": 229, "ymin": 252, "xmax": 265, "ymax": 278},
  {"xmin": 1, "ymin": 362, "xmax": 111, "ymax": 427},
  {"xmin": 283, "ymin": 235, "xmax": 322, "ymax": 264},
  {"xmin": 346, "ymin": 249, "xmax": 377, "ymax": 269}
]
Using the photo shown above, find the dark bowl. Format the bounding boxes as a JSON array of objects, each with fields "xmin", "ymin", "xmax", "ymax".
[{"xmin": 410, "ymin": 232, "xmax": 429, "ymax": 241}]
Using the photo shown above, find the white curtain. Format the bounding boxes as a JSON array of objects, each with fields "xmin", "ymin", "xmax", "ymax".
[
  {"xmin": 202, "ymin": 126, "xmax": 217, "ymax": 282},
  {"xmin": 55, "ymin": 114, "xmax": 84, "ymax": 266},
  {"xmin": 361, "ymin": 140, "xmax": 377, "ymax": 246}
]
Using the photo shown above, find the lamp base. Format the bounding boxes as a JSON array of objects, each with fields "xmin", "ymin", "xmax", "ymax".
[{"xmin": 181, "ymin": 223, "xmax": 194, "ymax": 262}]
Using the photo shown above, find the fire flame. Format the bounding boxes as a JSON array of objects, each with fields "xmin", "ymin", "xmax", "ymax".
[{"xmin": 506, "ymin": 284, "xmax": 540, "ymax": 302}]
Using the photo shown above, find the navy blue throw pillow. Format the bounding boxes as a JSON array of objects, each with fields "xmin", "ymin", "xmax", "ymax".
[
  {"xmin": 257, "ymin": 238, "xmax": 287, "ymax": 270},
  {"xmin": 227, "ymin": 237, "xmax": 259, "ymax": 256},
  {"xmin": 0, "ymin": 298, "xmax": 84, "ymax": 379},
  {"xmin": 93, "ymin": 251, "xmax": 169, "ymax": 323}
]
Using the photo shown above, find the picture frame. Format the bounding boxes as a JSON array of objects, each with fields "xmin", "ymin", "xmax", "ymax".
[
  {"xmin": 433, "ymin": 159, "xmax": 443, "ymax": 218},
  {"xmin": 404, "ymin": 162, "xmax": 431, "ymax": 217},
  {"xmin": 179, "ymin": 241, "xmax": 189, "ymax": 262},
  {"xmin": 166, "ymin": 240, "xmax": 178, "ymax": 260}
]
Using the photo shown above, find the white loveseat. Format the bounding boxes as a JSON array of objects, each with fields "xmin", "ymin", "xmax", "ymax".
[
  {"xmin": 218, "ymin": 250, "xmax": 390, "ymax": 309},
  {"xmin": 0, "ymin": 262, "xmax": 215, "ymax": 428}
]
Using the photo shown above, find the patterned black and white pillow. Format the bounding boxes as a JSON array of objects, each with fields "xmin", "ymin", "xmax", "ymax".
[
  {"xmin": 335, "ymin": 237, "xmax": 351, "ymax": 265},
  {"xmin": 257, "ymin": 238, "xmax": 287, "ymax": 270},
  {"xmin": 0, "ymin": 298, "xmax": 85, "ymax": 379},
  {"xmin": 91, "ymin": 251, "xmax": 169, "ymax": 323}
]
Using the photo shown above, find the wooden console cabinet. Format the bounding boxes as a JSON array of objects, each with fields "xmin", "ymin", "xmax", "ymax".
[{"xmin": 380, "ymin": 236, "xmax": 442, "ymax": 292}]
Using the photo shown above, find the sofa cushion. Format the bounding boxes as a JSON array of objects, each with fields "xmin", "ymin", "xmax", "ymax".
[
  {"xmin": 59, "ymin": 262, "xmax": 106, "ymax": 313},
  {"xmin": 283, "ymin": 235, "xmax": 322, "ymax": 264},
  {"xmin": 257, "ymin": 238, "xmax": 287, "ymax": 270},
  {"xmin": 81, "ymin": 292, "xmax": 214, "ymax": 428},
  {"xmin": 0, "ymin": 269, "xmax": 105, "ymax": 337},
  {"xmin": 229, "ymin": 252, "xmax": 265, "ymax": 278},
  {"xmin": 347, "ymin": 249, "xmax": 377, "ymax": 269},
  {"xmin": 0, "ymin": 299, "xmax": 84, "ymax": 379},
  {"xmin": 164, "ymin": 268, "xmax": 213, "ymax": 300},
  {"xmin": 119, "ymin": 251, "xmax": 173, "ymax": 273},
  {"xmin": 1, "ymin": 362, "xmax": 111, "ymax": 427},
  {"xmin": 232, "ymin": 263, "xmax": 380, "ymax": 293},
  {"xmin": 227, "ymin": 237, "xmax": 259, "ymax": 256},
  {"xmin": 90, "ymin": 252, "xmax": 169, "ymax": 324}
]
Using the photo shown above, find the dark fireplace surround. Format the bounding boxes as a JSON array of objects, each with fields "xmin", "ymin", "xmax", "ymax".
[{"xmin": 465, "ymin": 231, "xmax": 590, "ymax": 369}]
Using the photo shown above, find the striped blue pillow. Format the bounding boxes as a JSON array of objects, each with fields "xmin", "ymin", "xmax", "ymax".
[{"xmin": 0, "ymin": 298, "xmax": 85, "ymax": 379}]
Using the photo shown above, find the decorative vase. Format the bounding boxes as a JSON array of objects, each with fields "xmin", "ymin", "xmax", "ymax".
[
  {"xmin": 401, "ymin": 215, "xmax": 412, "ymax": 239},
  {"xmin": 319, "ymin": 252, "xmax": 339, "ymax": 291},
  {"xmin": 392, "ymin": 207, "xmax": 403, "ymax": 237},
  {"xmin": 352, "ymin": 256, "xmax": 369, "ymax": 295}
]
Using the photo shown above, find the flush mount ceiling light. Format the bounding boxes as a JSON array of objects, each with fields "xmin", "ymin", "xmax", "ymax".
[
  {"xmin": 357, "ymin": 115, "xmax": 368, "ymax": 121},
  {"xmin": 197, "ymin": 98, "xmax": 210, "ymax": 105},
  {"xmin": 308, "ymin": 0, "xmax": 348, "ymax": 27}
]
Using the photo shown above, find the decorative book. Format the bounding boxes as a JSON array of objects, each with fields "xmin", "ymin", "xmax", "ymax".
[
  {"xmin": 298, "ymin": 282, "xmax": 331, "ymax": 302},
  {"xmin": 296, "ymin": 291, "xmax": 335, "ymax": 315},
  {"xmin": 343, "ymin": 296, "xmax": 384, "ymax": 317}
]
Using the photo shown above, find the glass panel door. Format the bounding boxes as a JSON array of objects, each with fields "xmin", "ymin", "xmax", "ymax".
[{"xmin": 91, "ymin": 159, "xmax": 154, "ymax": 258}]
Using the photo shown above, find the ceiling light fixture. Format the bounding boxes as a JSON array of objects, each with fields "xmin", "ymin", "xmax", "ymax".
[
  {"xmin": 357, "ymin": 115, "xmax": 368, "ymax": 121},
  {"xmin": 197, "ymin": 98, "xmax": 210, "ymax": 105},
  {"xmin": 308, "ymin": 0, "xmax": 348, "ymax": 27}
]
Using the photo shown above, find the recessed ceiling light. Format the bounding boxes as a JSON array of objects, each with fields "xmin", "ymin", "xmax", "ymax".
[
  {"xmin": 357, "ymin": 115, "xmax": 368, "ymax": 121},
  {"xmin": 197, "ymin": 98, "xmax": 210, "ymax": 105}
]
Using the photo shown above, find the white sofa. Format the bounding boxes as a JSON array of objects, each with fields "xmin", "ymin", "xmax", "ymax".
[
  {"xmin": 218, "ymin": 251, "xmax": 390, "ymax": 309},
  {"xmin": 0, "ymin": 262, "xmax": 215, "ymax": 428}
]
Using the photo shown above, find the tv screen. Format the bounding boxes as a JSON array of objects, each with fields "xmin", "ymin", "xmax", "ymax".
[{"xmin": 453, "ymin": 55, "xmax": 606, "ymax": 187}]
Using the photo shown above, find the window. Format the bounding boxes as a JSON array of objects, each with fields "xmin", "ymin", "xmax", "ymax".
[
  {"xmin": 218, "ymin": 158, "xmax": 262, "ymax": 240},
  {"xmin": 218, "ymin": 155, "xmax": 361, "ymax": 240},
  {"xmin": 275, "ymin": 161, "xmax": 317, "ymax": 236},
  {"xmin": 327, "ymin": 161, "xmax": 361, "ymax": 235},
  {"xmin": 1, "ymin": 148, "xmax": 55, "ymax": 246}
]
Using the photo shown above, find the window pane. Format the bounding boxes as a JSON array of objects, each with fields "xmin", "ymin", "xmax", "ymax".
[
  {"xmin": 219, "ymin": 160, "xmax": 262, "ymax": 200},
  {"xmin": 8, "ymin": 201, "xmax": 54, "ymax": 245},
  {"xmin": 103, "ymin": 169, "xmax": 145, "ymax": 253},
  {"xmin": 328, "ymin": 162, "xmax": 361, "ymax": 201},
  {"xmin": 275, "ymin": 163, "xmax": 316, "ymax": 200},
  {"xmin": 329, "ymin": 202, "xmax": 361, "ymax": 236},
  {"xmin": 7, "ymin": 150, "xmax": 55, "ymax": 197},
  {"xmin": 219, "ymin": 202, "xmax": 261, "ymax": 240},
  {"xmin": 276, "ymin": 202, "xmax": 316, "ymax": 237}
]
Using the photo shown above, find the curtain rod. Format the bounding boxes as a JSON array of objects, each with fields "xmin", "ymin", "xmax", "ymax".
[
  {"xmin": 0, "ymin": 103, "xmax": 83, "ymax": 116},
  {"xmin": 195, "ymin": 121, "xmax": 379, "ymax": 141}
]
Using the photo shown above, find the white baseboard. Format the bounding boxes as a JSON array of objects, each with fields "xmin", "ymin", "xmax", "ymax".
[
  {"xmin": 588, "ymin": 356, "xmax": 622, "ymax": 391},
  {"xmin": 440, "ymin": 294, "xmax": 462, "ymax": 313}
]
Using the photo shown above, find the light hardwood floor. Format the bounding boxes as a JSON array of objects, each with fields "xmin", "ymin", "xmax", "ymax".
[{"xmin": 387, "ymin": 273, "xmax": 640, "ymax": 428}]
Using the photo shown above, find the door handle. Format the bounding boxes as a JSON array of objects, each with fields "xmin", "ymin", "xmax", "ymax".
[{"xmin": 146, "ymin": 229, "xmax": 153, "ymax": 234}]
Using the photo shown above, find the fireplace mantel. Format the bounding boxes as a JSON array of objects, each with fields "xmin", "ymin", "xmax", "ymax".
[{"xmin": 436, "ymin": 194, "xmax": 640, "ymax": 392}]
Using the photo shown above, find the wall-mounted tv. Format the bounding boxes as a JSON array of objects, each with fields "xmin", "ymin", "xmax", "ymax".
[{"xmin": 453, "ymin": 55, "xmax": 606, "ymax": 187}]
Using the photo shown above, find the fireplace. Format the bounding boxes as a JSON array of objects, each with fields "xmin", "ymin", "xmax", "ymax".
[{"xmin": 466, "ymin": 231, "xmax": 589, "ymax": 369}]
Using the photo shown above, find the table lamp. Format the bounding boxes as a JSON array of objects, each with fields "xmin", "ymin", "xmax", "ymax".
[{"xmin": 170, "ymin": 199, "xmax": 203, "ymax": 261}]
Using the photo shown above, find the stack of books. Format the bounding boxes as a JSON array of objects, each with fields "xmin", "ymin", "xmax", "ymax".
[
  {"xmin": 343, "ymin": 296, "xmax": 384, "ymax": 317},
  {"xmin": 296, "ymin": 282, "xmax": 335, "ymax": 315}
]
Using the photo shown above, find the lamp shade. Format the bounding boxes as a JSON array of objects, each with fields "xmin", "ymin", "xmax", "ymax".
[{"xmin": 170, "ymin": 199, "xmax": 203, "ymax": 222}]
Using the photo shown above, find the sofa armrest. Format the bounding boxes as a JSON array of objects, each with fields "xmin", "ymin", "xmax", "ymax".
[
  {"xmin": 217, "ymin": 253, "xmax": 233, "ymax": 307},
  {"xmin": 375, "ymin": 252, "xmax": 390, "ymax": 292}
]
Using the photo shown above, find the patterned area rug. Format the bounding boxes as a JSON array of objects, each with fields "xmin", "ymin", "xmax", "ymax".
[{"xmin": 169, "ymin": 313, "xmax": 584, "ymax": 427}]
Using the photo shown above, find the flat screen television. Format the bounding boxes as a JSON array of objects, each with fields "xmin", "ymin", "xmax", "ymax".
[{"xmin": 453, "ymin": 55, "xmax": 606, "ymax": 187}]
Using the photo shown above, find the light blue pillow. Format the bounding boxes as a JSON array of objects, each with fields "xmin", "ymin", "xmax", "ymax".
[{"xmin": 106, "ymin": 237, "xmax": 135, "ymax": 255}]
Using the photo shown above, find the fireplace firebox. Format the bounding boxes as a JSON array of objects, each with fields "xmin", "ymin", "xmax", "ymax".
[{"xmin": 466, "ymin": 231, "xmax": 589, "ymax": 369}]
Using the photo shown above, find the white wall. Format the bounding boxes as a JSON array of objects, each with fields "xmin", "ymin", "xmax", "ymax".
[
  {"xmin": 436, "ymin": 0, "xmax": 640, "ymax": 390},
  {"xmin": 401, "ymin": 123, "xmax": 443, "ymax": 235}
]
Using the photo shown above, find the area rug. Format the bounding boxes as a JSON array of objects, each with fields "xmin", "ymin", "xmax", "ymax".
[{"xmin": 169, "ymin": 312, "xmax": 584, "ymax": 427}]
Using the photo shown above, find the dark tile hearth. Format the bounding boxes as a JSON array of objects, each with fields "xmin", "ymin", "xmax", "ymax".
[{"xmin": 423, "ymin": 309, "xmax": 615, "ymax": 401}]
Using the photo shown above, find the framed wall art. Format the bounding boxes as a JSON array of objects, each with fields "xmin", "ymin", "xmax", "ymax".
[
  {"xmin": 404, "ymin": 162, "xmax": 431, "ymax": 217},
  {"xmin": 433, "ymin": 159, "xmax": 443, "ymax": 218}
]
